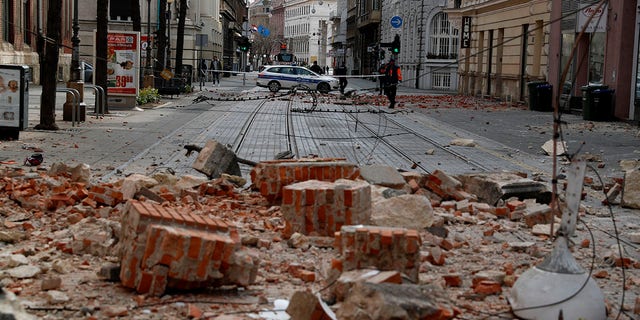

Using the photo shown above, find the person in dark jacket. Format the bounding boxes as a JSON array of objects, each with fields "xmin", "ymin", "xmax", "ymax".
[
  {"xmin": 378, "ymin": 63, "xmax": 387, "ymax": 95},
  {"xmin": 309, "ymin": 61, "xmax": 324, "ymax": 74},
  {"xmin": 335, "ymin": 63, "xmax": 348, "ymax": 94},
  {"xmin": 384, "ymin": 59, "xmax": 402, "ymax": 108}
]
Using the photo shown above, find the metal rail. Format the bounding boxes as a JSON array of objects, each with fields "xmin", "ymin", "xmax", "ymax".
[
  {"xmin": 56, "ymin": 88, "xmax": 80, "ymax": 127},
  {"xmin": 85, "ymin": 84, "xmax": 106, "ymax": 116}
]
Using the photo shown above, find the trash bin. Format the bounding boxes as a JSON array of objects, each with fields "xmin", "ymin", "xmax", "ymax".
[
  {"xmin": 581, "ymin": 85, "xmax": 612, "ymax": 121},
  {"xmin": 527, "ymin": 81, "xmax": 553, "ymax": 111}
]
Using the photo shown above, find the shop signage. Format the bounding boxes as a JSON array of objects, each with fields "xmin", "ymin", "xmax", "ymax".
[
  {"xmin": 461, "ymin": 16, "xmax": 472, "ymax": 48},
  {"xmin": 577, "ymin": 1, "xmax": 607, "ymax": 33}
]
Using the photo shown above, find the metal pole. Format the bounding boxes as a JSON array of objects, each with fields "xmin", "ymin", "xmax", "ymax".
[
  {"xmin": 146, "ymin": 0, "xmax": 152, "ymax": 74},
  {"xmin": 71, "ymin": 0, "xmax": 81, "ymax": 81},
  {"xmin": 166, "ymin": 2, "xmax": 171, "ymax": 71}
]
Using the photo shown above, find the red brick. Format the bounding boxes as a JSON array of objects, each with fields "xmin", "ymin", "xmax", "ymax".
[
  {"xmin": 188, "ymin": 236, "xmax": 202, "ymax": 259},
  {"xmin": 443, "ymin": 274, "xmax": 462, "ymax": 287},
  {"xmin": 298, "ymin": 270, "xmax": 316, "ymax": 282},
  {"xmin": 473, "ymin": 280, "xmax": 502, "ymax": 295}
]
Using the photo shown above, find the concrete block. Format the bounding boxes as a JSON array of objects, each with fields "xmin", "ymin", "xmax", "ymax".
[{"xmin": 191, "ymin": 140, "xmax": 241, "ymax": 178}]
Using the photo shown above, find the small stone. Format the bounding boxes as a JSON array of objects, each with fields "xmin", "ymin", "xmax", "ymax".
[
  {"xmin": 52, "ymin": 259, "xmax": 71, "ymax": 274},
  {"xmin": 628, "ymin": 232, "xmax": 640, "ymax": 244},
  {"xmin": 287, "ymin": 232, "xmax": 310, "ymax": 250},
  {"xmin": 593, "ymin": 270, "xmax": 609, "ymax": 278},
  {"xmin": 102, "ymin": 305, "xmax": 129, "ymax": 317},
  {"xmin": 41, "ymin": 277, "xmax": 62, "ymax": 290},
  {"xmin": 7, "ymin": 265, "xmax": 41, "ymax": 279},
  {"xmin": 241, "ymin": 235, "xmax": 259, "ymax": 246},
  {"xmin": 581, "ymin": 238, "xmax": 591, "ymax": 248},
  {"xmin": 8, "ymin": 254, "xmax": 29, "ymax": 268},
  {"xmin": 98, "ymin": 263, "xmax": 121, "ymax": 282},
  {"xmin": 46, "ymin": 290, "xmax": 70, "ymax": 304},
  {"xmin": 0, "ymin": 230, "xmax": 24, "ymax": 243}
]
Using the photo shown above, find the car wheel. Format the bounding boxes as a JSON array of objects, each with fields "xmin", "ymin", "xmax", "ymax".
[
  {"xmin": 317, "ymin": 82, "xmax": 330, "ymax": 94},
  {"xmin": 268, "ymin": 81, "xmax": 281, "ymax": 92}
]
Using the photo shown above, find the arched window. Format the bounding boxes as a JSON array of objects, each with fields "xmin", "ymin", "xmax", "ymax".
[{"xmin": 428, "ymin": 12, "xmax": 458, "ymax": 60}]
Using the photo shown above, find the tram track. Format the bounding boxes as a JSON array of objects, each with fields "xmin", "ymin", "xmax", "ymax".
[{"xmin": 337, "ymin": 105, "xmax": 493, "ymax": 174}]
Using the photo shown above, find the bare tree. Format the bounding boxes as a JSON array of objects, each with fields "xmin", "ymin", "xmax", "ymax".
[
  {"xmin": 35, "ymin": 0, "xmax": 63, "ymax": 130},
  {"xmin": 174, "ymin": 0, "xmax": 188, "ymax": 75},
  {"xmin": 96, "ymin": 0, "xmax": 109, "ymax": 113}
]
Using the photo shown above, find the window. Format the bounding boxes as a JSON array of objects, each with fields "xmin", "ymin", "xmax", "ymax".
[
  {"xmin": 428, "ymin": 12, "xmax": 459, "ymax": 60},
  {"xmin": 3, "ymin": 0, "xmax": 15, "ymax": 44},
  {"xmin": 24, "ymin": 0, "xmax": 31, "ymax": 46},
  {"xmin": 110, "ymin": 0, "xmax": 132, "ymax": 21},
  {"xmin": 432, "ymin": 72, "xmax": 451, "ymax": 89}
]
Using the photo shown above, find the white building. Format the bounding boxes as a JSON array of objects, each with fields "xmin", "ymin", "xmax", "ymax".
[
  {"xmin": 284, "ymin": 0, "xmax": 336, "ymax": 67},
  {"xmin": 380, "ymin": 0, "xmax": 458, "ymax": 91}
]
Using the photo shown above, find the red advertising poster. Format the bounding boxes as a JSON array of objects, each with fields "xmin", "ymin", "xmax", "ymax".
[{"xmin": 106, "ymin": 31, "xmax": 140, "ymax": 96}]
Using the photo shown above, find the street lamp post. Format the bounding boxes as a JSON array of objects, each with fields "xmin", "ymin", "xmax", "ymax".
[
  {"xmin": 71, "ymin": 0, "xmax": 80, "ymax": 81},
  {"xmin": 146, "ymin": 0, "xmax": 152, "ymax": 73},
  {"xmin": 166, "ymin": 0, "xmax": 174, "ymax": 71},
  {"xmin": 64, "ymin": 0, "xmax": 86, "ymax": 123}
]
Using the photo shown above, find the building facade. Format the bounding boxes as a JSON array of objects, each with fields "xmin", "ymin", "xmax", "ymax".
[
  {"xmin": 382, "ymin": 0, "xmax": 458, "ymax": 91},
  {"xmin": 0, "ymin": 0, "xmax": 249, "ymax": 85},
  {"xmin": 445, "ymin": 0, "xmax": 550, "ymax": 101},
  {"xmin": 1, "ymin": 0, "xmax": 73, "ymax": 84},
  {"xmin": 283, "ymin": 0, "xmax": 336, "ymax": 67}
]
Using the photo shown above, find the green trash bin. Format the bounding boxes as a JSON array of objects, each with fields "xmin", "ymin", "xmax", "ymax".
[
  {"xmin": 581, "ymin": 85, "xmax": 608, "ymax": 121},
  {"xmin": 527, "ymin": 81, "xmax": 553, "ymax": 111}
]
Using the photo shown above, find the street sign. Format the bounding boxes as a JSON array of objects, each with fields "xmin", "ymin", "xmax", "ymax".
[{"xmin": 390, "ymin": 16, "xmax": 403, "ymax": 28}]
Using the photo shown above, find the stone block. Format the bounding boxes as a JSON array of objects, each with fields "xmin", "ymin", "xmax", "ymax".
[
  {"xmin": 191, "ymin": 140, "xmax": 241, "ymax": 178},
  {"xmin": 622, "ymin": 169, "xmax": 640, "ymax": 209}
]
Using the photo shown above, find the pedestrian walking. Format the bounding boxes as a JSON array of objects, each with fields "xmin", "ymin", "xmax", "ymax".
[
  {"xmin": 335, "ymin": 63, "xmax": 348, "ymax": 94},
  {"xmin": 210, "ymin": 56, "xmax": 222, "ymax": 86},
  {"xmin": 384, "ymin": 58, "xmax": 402, "ymax": 108},
  {"xmin": 309, "ymin": 61, "xmax": 324, "ymax": 75},
  {"xmin": 199, "ymin": 59, "xmax": 208, "ymax": 85},
  {"xmin": 378, "ymin": 63, "xmax": 387, "ymax": 95}
]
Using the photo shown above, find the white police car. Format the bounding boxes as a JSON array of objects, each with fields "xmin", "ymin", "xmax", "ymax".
[{"xmin": 257, "ymin": 65, "xmax": 339, "ymax": 93}]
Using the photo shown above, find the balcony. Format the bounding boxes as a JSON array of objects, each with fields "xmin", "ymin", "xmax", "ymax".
[{"xmin": 356, "ymin": 10, "xmax": 381, "ymax": 29}]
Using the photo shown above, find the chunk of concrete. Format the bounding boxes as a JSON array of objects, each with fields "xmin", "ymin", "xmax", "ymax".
[
  {"xmin": 371, "ymin": 194, "xmax": 434, "ymax": 229},
  {"xmin": 286, "ymin": 291, "xmax": 337, "ymax": 320},
  {"xmin": 192, "ymin": 140, "xmax": 241, "ymax": 178},
  {"xmin": 336, "ymin": 282, "xmax": 455, "ymax": 320},
  {"xmin": 120, "ymin": 174, "xmax": 159, "ymax": 200},
  {"xmin": 457, "ymin": 172, "xmax": 549, "ymax": 206},
  {"xmin": 541, "ymin": 139, "xmax": 568, "ymax": 156},
  {"xmin": 622, "ymin": 169, "xmax": 640, "ymax": 209},
  {"xmin": 359, "ymin": 165, "xmax": 406, "ymax": 188}
]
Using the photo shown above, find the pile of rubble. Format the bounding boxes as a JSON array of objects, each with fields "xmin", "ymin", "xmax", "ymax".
[{"xmin": 0, "ymin": 156, "xmax": 639, "ymax": 319}]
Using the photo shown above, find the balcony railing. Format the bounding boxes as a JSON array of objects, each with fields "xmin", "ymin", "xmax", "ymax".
[{"xmin": 357, "ymin": 10, "xmax": 381, "ymax": 29}]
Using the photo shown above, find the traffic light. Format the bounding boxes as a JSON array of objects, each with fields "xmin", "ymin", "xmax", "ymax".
[
  {"xmin": 239, "ymin": 37, "xmax": 251, "ymax": 52},
  {"xmin": 391, "ymin": 34, "xmax": 400, "ymax": 54},
  {"xmin": 380, "ymin": 49, "xmax": 385, "ymax": 60}
]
